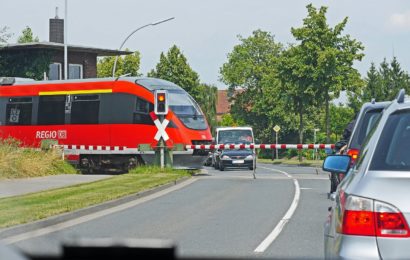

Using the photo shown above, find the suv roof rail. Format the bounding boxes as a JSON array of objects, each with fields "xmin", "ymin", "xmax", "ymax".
[{"xmin": 396, "ymin": 89, "xmax": 405, "ymax": 103}]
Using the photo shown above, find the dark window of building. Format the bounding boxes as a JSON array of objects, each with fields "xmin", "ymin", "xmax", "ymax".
[
  {"xmin": 38, "ymin": 95, "xmax": 66, "ymax": 125},
  {"xmin": 6, "ymin": 97, "xmax": 32, "ymax": 125},
  {"xmin": 49, "ymin": 63, "xmax": 61, "ymax": 80},
  {"xmin": 133, "ymin": 97, "xmax": 154, "ymax": 125},
  {"xmin": 71, "ymin": 95, "xmax": 99, "ymax": 124}
]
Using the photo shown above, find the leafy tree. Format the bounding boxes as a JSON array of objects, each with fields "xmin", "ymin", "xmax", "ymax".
[
  {"xmin": 348, "ymin": 57, "xmax": 410, "ymax": 111},
  {"xmin": 148, "ymin": 45, "xmax": 200, "ymax": 98},
  {"xmin": 329, "ymin": 104, "xmax": 355, "ymax": 140},
  {"xmin": 219, "ymin": 114, "xmax": 237, "ymax": 127},
  {"xmin": 283, "ymin": 4, "xmax": 364, "ymax": 143},
  {"xmin": 0, "ymin": 26, "xmax": 12, "ymax": 44},
  {"xmin": 195, "ymin": 83, "xmax": 218, "ymax": 131},
  {"xmin": 97, "ymin": 51, "xmax": 142, "ymax": 77},
  {"xmin": 17, "ymin": 26, "xmax": 39, "ymax": 43},
  {"xmin": 220, "ymin": 30, "xmax": 296, "ymax": 144},
  {"xmin": 148, "ymin": 45, "xmax": 218, "ymax": 130}
]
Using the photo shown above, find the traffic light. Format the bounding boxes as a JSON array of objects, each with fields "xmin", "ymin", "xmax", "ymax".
[{"xmin": 154, "ymin": 90, "xmax": 168, "ymax": 115}]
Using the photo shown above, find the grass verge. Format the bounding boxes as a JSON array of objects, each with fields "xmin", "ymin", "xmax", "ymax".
[
  {"xmin": 0, "ymin": 139, "xmax": 77, "ymax": 179},
  {"xmin": 257, "ymin": 158, "xmax": 323, "ymax": 167},
  {"xmin": 0, "ymin": 167, "xmax": 191, "ymax": 228}
]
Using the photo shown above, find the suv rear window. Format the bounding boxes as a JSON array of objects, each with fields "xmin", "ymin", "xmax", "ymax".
[
  {"xmin": 350, "ymin": 108, "xmax": 383, "ymax": 149},
  {"xmin": 370, "ymin": 110, "xmax": 410, "ymax": 171}
]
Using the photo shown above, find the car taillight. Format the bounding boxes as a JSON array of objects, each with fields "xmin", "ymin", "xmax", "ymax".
[
  {"xmin": 375, "ymin": 201, "xmax": 410, "ymax": 237},
  {"xmin": 347, "ymin": 148, "xmax": 360, "ymax": 162},
  {"xmin": 339, "ymin": 195, "xmax": 410, "ymax": 237}
]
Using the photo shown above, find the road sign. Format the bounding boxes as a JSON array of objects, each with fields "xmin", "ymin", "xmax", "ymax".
[{"xmin": 273, "ymin": 125, "xmax": 281, "ymax": 132}]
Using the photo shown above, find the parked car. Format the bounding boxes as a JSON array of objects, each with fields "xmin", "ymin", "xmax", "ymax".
[
  {"xmin": 329, "ymin": 100, "xmax": 390, "ymax": 194},
  {"xmin": 323, "ymin": 89, "xmax": 410, "ymax": 259},
  {"xmin": 212, "ymin": 127, "xmax": 255, "ymax": 171}
]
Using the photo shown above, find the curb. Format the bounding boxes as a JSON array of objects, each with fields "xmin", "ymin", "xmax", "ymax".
[{"xmin": 0, "ymin": 176, "xmax": 192, "ymax": 240}]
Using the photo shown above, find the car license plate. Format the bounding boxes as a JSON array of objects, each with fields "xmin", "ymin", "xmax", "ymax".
[{"xmin": 233, "ymin": 160, "xmax": 244, "ymax": 164}]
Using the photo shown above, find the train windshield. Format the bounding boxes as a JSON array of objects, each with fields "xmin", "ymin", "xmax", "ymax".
[{"xmin": 168, "ymin": 90, "xmax": 208, "ymax": 130}]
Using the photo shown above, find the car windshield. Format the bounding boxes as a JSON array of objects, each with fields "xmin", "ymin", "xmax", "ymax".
[
  {"xmin": 217, "ymin": 129, "xmax": 253, "ymax": 144},
  {"xmin": 370, "ymin": 110, "xmax": 410, "ymax": 171},
  {"xmin": 168, "ymin": 90, "xmax": 208, "ymax": 130}
]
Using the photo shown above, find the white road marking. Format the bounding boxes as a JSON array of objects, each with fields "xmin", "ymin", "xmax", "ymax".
[
  {"xmin": 254, "ymin": 166, "xmax": 301, "ymax": 253},
  {"xmin": 1, "ymin": 178, "xmax": 197, "ymax": 245},
  {"xmin": 300, "ymin": 187, "xmax": 313, "ymax": 190}
]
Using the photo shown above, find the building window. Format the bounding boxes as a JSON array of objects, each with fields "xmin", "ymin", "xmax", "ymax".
[
  {"xmin": 38, "ymin": 96, "xmax": 66, "ymax": 125},
  {"xmin": 48, "ymin": 63, "xmax": 62, "ymax": 80},
  {"xmin": 6, "ymin": 97, "xmax": 32, "ymax": 125},
  {"xmin": 71, "ymin": 95, "xmax": 99, "ymax": 124},
  {"xmin": 69, "ymin": 64, "xmax": 83, "ymax": 79}
]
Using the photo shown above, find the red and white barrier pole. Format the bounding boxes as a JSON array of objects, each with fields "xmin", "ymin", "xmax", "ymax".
[{"xmin": 186, "ymin": 144, "xmax": 335, "ymax": 150}]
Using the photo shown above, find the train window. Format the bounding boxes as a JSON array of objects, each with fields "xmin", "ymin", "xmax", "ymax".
[
  {"xmin": 6, "ymin": 97, "xmax": 32, "ymax": 125},
  {"xmin": 71, "ymin": 95, "xmax": 99, "ymax": 124},
  {"xmin": 133, "ymin": 97, "xmax": 154, "ymax": 125},
  {"xmin": 38, "ymin": 96, "xmax": 66, "ymax": 125}
]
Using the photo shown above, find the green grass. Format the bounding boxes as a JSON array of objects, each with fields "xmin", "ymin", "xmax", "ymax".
[
  {"xmin": 0, "ymin": 167, "xmax": 191, "ymax": 228},
  {"xmin": 258, "ymin": 158, "xmax": 324, "ymax": 167}
]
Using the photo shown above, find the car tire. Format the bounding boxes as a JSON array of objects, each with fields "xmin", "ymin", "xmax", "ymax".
[
  {"xmin": 219, "ymin": 161, "xmax": 224, "ymax": 171},
  {"xmin": 330, "ymin": 172, "xmax": 339, "ymax": 193},
  {"xmin": 214, "ymin": 159, "xmax": 219, "ymax": 169}
]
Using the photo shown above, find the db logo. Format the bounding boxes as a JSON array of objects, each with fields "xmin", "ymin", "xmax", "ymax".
[{"xmin": 58, "ymin": 130, "xmax": 67, "ymax": 139}]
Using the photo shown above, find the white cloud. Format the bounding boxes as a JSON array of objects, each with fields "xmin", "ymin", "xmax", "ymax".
[{"xmin": 388, "ymin": 11, "xmax": 410, "ymax": 30}]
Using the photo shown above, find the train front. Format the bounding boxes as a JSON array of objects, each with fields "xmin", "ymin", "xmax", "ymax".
[{"xmin": 137, "ymin": 78, "xmax": 212, "ymax": 169}]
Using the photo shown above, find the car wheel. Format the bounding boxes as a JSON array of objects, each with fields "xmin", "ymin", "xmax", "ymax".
[
  {"xmin": 330, "ymin": 172, "xmax": 339, "ymax": 193},
  {"xmin": 219, "ymin": 161, "xmax": 224, "ymax": 171},
  {"xmin": 214, "ymin": 159, "xmax": 220, "ymax": 169}
]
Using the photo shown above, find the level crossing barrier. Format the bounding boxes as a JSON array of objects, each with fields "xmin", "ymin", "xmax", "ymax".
[{"xmin": 186, "ymin": 144, "xmax": 335, "ymax": 150}]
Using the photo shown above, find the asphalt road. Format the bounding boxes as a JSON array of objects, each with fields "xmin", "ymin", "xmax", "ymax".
[{"xmin": 6, "ymin": 163, "xmax": 332, "ymax": 259}]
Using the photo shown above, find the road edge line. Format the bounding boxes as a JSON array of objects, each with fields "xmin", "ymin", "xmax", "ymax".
[{"xmin": 254, "ymin": 166, "xmax": 301, "ymax": 253}]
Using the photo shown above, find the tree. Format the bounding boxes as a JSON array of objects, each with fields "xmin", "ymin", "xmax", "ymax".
[
  {"xmin": 348, "ymin": 57, "xmax": 410, "ymax": 110},
  {"xmin": 17, "ymin": 26, "xmax": 39, "ymax": 43},
  {"xmin": 284, "ymin": 4, "xmax": 364, "ymax": 143},
  {"xmin": 329, "ymin": 104, "xmax": 355, "ymax": 140},
  {"xmin": 196, "ymin": 83, "xmax": 218, "ymax": 132},
  {"xmin": 0, "ymin": 26, "xmax": 12, "ymax": 44},
  {"xmin": 220, "ymin": 30, "xmax": 296, "ymax": 144},
  {"xmin": 97, "ymin": 51, "xmax": 142, "ymax": 77},
  {"xmin": 148, "ymin": 45, "xmax": 218, "ymax": 130},
  {"xmin": 148, "ymin": 45, "xmax": 200, "ymax": 98}
]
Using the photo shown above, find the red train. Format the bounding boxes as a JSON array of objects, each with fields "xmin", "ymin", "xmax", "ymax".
[{"xmin": 0, "ymin": 77, "xmax": 212, "ymax": 171}]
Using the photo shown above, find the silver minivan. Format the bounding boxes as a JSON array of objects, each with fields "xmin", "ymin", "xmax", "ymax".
[{"xmin": 323, "ymin": 90, "xmax": 410, "ymax": 259}]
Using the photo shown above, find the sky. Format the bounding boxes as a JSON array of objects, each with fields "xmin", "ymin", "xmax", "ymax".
[{"xmin": 1, "ymin": 0, "xmax": 410, "ymax": 90}]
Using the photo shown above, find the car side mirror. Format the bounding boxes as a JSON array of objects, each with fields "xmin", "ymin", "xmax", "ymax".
[{"xmin": 322, "ymin": 155, "xmax": 351, "ymax": 174}]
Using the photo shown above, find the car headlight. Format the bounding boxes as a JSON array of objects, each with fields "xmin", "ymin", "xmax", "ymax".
[
  {"xmin": 245, "ymin": 155, "xmax": 254, "ymax": 160},
  {"xmin": 222, "ymin": 155, "xmax": 230, "ymax": 159}
]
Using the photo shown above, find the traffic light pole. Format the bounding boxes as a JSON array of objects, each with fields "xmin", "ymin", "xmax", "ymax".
[{"xmin": 159, "ymin": 115, "xmax": 165, "ymax": 169}]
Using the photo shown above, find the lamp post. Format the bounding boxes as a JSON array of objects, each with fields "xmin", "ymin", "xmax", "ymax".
[
  {"xmin": 64, "ymin": 0, "xmax": 68, "ymax": 79},
  {"xmin": 112, "ymin": 17, "xmax": 175, "ymax": 77},
  {"xmin": 314, "ymin": 128, "xmax": 320, "ymax": 160}
]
